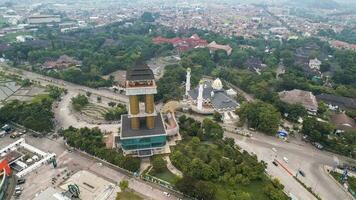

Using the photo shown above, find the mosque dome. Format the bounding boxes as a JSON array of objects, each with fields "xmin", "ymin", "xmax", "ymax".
[{"xmin": 212, "ymin": 78, "xmax": 223, "ymax": 90}]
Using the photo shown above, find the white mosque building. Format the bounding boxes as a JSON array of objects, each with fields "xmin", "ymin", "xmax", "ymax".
[{"xmin": 184, "ymin": 68, "xmax": 239, "ymax": 123}]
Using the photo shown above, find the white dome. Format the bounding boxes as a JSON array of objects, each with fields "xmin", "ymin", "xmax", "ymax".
[{"xmin": 212, "ymin": 78, "xmax": 223, "ymax": 90}]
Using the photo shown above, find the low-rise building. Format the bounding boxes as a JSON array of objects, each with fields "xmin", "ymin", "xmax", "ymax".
[
  {"xmin": 42, "ymin": 55, "xmax": 81, "ymax": 70},
  {"xmin": 207, "ymin": 41, "xmax": 232, "ymax": 55},
  {"xmin": 316, "ymin": 93, "xmax": 356, "ymax": 111},
  {"xmin": 279, "ymin": 89, "xmax": 318, "ymax": 115}
]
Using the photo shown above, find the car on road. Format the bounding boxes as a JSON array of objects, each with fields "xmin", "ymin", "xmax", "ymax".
[
  {"xmin": 272, "ymin": 147, "xmax": 277, "ymax": 152},
  {"xmin": 272, "ymin": 160, "xmax": 279, "ymax": 166},
  {"xmin": 16, "ymin": 178, "xmax": 26, "ymax": 185},
  {"xmin": 283, "ymin": 157, "xmax": 289, "ymax": 163},
  {"xmin": 298, "ymin": 170, "xmax": 306, "ymax": 177}
]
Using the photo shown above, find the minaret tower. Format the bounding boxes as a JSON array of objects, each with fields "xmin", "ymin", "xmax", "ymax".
[
  {"xmin": 185, "ymin": 68, "xmax": 191, "ymax": 96},
  {"xmin": 197, "ymin": 80, "xmax": 204, "ymax": 110}
]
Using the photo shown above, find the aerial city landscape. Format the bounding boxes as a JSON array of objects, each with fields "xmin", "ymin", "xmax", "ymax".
[{"xmin": 0, "ymin": 0, "xmax": 355, "ymax": 200}]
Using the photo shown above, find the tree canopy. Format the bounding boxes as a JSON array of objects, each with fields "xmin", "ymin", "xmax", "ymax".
[{"xmin": 238, "ymin": 101, "xmax": 281, "ymax": 135}]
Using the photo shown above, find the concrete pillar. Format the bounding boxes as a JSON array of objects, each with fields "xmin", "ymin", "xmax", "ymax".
[
  {"xmin": 145, "ymin": 94, "xmax": 155, "ymax": 129},
  {"xmin": 129, "ymin": 95, "xmax": 140, "ymax": 129},
  {"xmin": 146, "ymin": 116, "xmax": 155, "ymax": 129},
  {"xmin": 145, "ymin": 94, "xmax": 154, "ymax": 114}
]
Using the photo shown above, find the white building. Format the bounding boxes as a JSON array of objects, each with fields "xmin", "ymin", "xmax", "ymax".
[{"xmin": 309, "ymin": 58, "xmax": 321, "ymax": 71}]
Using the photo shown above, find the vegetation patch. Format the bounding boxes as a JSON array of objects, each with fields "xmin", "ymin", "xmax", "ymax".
[
  {"xmin": 302, "ymin": 117, "xmax": 356, "ymax": 158},
  {"xmin": 148, "ymin": 156, "xmax": 180, "ymax": 185},
  {"xmin": 330, "ymin": 171, "xmax": 356, "ymax": 193},
  {"xmin": 63, "ymin": 127, "xmax": 140, "ymax": 172},
  {"xmin": 170, "ymin": 115, "xmax": 289, "ymax": 200},
  {"xmin": 104, "ymin": 103, "xmax": 127, "ymax": 121},
  {"xmin": 0, "ymin": 90, "xmax": 60, "ymax": 132},
  {"xmin": 71, "ymin": 94, "xmax": 89, "ymax": 111},
  {"xmin": 116, "ymin": 190, "xmax": 143, "ymax": 200}
]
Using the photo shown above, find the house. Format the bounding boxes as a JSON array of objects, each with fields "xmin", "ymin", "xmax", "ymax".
[
  {"xmin": 207, "ymin": 41, "xmax": 232, "ymax": 56},
  {"xmin": 330, "ymin": 113, "xmax": 356, "ymax": 133},
  {"xmin": 316, "ymin": 93, "xmax": 356, "ymax": 111},
  {"xmin": 279, "ymin": 89, "xmax": 318, "ymax": 115}
]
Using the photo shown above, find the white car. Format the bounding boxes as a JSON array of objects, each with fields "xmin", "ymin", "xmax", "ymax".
[
  {"xmin": 163, "ymin": 192, "xmax": 171, "ymax": 197},
  {"xmin": 272, "ymin": 148, "xmax": 277, "ymax": 152},
  {"xmin": 283, "ymin": 157, "xmax": 289, "ymax": 163},
  {"xmin": 15, "ymin": 186, "xmax": 23, "ymax": 191}
]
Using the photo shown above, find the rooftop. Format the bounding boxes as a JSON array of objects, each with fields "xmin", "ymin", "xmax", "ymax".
[
  {"xmin": 126, "ymin": 64, "xmax": 154, "ymax": 81},
  {"xmin": 188, "ymin": 80, "xmax": 239, "ymax": 110},
  {"xmin": 121, "ymin": 114, "xmax": 166, "ymax": 139},
  {"xmin": 330, "ymin": 113, "xmax": 356, "ymax": 132},
  {"xmin": 279, "ymin": 89, "xmax": 318, "ymax": 111},
  {"xmin": 316, "ymin": 93, "xmax": 356, "ymax": 110}
]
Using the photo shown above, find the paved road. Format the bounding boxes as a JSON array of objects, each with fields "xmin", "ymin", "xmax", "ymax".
[
  {"xmin": 0, "ymin": 64, "xmax": 128, "ymax": 103},
  {"xmin": 225, "ymin": 131, "xmax": 354, "ymax": 200}
]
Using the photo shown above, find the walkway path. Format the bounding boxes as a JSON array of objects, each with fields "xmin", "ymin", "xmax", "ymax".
[{"xmin": 163, "ymin": 156, "xmax": 183, "ymax": 178}]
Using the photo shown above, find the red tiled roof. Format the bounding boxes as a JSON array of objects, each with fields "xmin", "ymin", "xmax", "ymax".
[{"xmin": 152, "ymin": 34, "xmax": 208, "ymax": 52}]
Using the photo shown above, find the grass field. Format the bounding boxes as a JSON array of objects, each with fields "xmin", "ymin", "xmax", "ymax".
[
  {"xmin": 116, "ymin": 190, "xmax": 143, "ymax": 200},
  {"xmin": 149, "ymin": 167, "xmax": 180, "ymax": 185}
]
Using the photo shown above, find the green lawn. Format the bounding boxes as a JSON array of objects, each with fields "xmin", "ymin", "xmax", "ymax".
[
  {"xmin": 330, "ymin": 171, "xmax": 356, "ymax": 192},
  {"xmin": 149, "ymin": 166, "xmax": 180, "ymax": 185},
  {"xmin": 116, "ymin": 190, "xmax": 143, "ymax": 200},
  {"xmin": 215, "ymin": 178, "xmax": 273, "ymax": 200}
]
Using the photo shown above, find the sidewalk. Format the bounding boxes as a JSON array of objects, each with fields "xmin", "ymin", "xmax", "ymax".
[{"xmin": 163, "ymin": 156, "xmax": 183, "ymax": 178}]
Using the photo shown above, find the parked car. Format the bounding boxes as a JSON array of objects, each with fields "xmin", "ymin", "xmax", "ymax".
[
  {"xmin": 17, "ymin": 178, "xmax": 26, "ymax": 185},
  {"xmin": 14, "ymin": 190, "xmax": 22, "ymax": 196},
  {"xmin": 15, "ymin": 186, "xmax": 23, "ymax": 191},
  {"xmin": 313, "ymin": 142, "xmax": 324, "ymax": 150}
]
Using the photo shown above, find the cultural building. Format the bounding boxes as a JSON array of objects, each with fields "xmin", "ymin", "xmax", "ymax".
[
  {"xmin": 119, "ymin": 65, "xmax": 170, "ymax": 157},
  {"xmin": 185, "ymin": 68, "xmax": 239, "ymax": 123}
]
